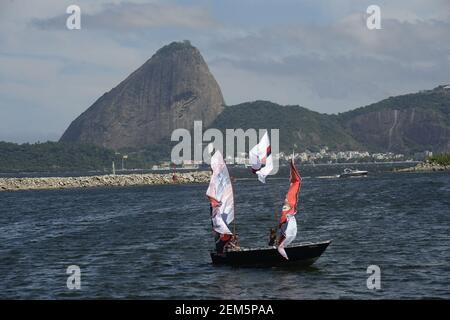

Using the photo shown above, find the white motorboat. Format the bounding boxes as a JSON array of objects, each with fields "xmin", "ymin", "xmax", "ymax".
[{"xmin": 338, "ymin": 168, "xmax": 368, "ymax": 178}]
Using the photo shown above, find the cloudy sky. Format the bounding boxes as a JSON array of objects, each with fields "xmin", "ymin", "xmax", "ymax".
[{"xmin": 0, "ymin": 0, "xmax": 449, "ymax": 143}]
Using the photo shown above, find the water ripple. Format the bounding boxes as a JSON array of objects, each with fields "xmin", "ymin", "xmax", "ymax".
[{"xmin": 0, "ymin": 172, "xmax": 449, "ymax": 299}]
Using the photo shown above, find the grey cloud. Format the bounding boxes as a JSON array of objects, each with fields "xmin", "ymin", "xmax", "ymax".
[
  {"xmin": 3, "ymin": 0, "xmax": 450, "ymax": 142},
  {"xmin": 209, "ymin": 16, "xmax": 450, "ymax": 109},
  {"xmin": 32, "ymin": 1, "xmax": 217, "ymax": 31}
]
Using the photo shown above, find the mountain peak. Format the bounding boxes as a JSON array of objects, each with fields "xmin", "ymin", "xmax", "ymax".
[
  {"xmin": 155, "ymin": 40, "xmax": 195, "ymax": 56},
  {"xmin": 60, "ymin": 41, "xmax": 225, "ymax": 149},
  {"xmin": 147, "ymin": 40, "xmax": 204, "ymax": 63}
]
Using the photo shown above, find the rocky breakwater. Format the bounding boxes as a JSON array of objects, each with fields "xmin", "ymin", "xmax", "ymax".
[
  {"xmin": 394, "ymin": 162, "xmax": 450, "ymax": 173},
  {"xmin": 0, "ymin": 171, "xmax": 211, "ymax": 192}
]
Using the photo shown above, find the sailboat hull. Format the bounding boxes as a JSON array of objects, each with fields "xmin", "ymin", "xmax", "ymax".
[{"xmin": 210, "ymin": 240, "xmax": 331, "ymax": 267}]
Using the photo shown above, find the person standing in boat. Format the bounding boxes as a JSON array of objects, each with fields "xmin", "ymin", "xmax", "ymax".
[
  {"xmin": 277, "ymin": 204, "xmax": 289, "ymax": 248},
  {"xmin": 268, "ymin": 228, "xmax": 277, "ymax": 247},
  {"xmin": 209, "ymin": 200, "xmax": 233, "ymax": 254},
  {"xmin": 233, "ymin": 234, "xmax": 241, "ymax": 250}
]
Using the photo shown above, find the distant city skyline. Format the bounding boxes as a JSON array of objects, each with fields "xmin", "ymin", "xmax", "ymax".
[{"xmin": 1, "ymin": 0, "xmax": 449, "ymax": 143}]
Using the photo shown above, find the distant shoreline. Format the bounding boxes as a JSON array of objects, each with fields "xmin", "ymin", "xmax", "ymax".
[
  {"xmin": 0, "ymin": 160, "xmax": 420, "ymax": 177},
  {"xmin": 1, "ymin": 161, "xmax": 446, "ymax": 191},
  {"xmin": 299, "ymin": 160, "xmax": 421, "ymax": 166},
  {"xmin": 0, "ymin": 171, "xmax": 211, "ymax": 192}
]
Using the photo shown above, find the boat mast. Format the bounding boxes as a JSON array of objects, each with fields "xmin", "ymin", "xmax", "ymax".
[
  {"xmin": 275, "ymin": 148, "xmax": 295, "ymax": 226},
  {"xmin": 233, "ymin": 217, "xmax": 236, "ymax": 235},
  {"xmin": 273, "ymin": 149, "xmax": 295, "ymax": 229},
  {"xmin": 232, "ymin": 175, "xmax": 237, "ymax": 235}
]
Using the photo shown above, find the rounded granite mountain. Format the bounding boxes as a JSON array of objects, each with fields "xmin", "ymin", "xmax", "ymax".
[{"xmin": 60, "ymin": 41, "xmax": 225, "ymax": 150}]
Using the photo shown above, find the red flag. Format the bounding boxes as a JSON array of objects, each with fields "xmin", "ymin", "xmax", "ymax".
[{"xmin": 279, "ymin": 159, "xmax": 301, "ymax": 226}]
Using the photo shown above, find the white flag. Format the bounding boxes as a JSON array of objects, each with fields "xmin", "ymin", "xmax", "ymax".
[
  {"xmin": 249, "ymin": 131, "xmax": 273, "ymax": 183},
  {"xmin": 206, "ymin": 150, "xmax": 234, "ymax": 235},
  {"xmin": 277, "ymin": 215, "xmax": 297, "ymax": 260}
]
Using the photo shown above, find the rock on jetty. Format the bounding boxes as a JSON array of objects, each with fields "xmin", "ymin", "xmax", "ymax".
[
  {"xmin": 0, "ymin": 171, "xmax": 211, "ymax": 192},
  {"xmin": 394, "ymin": 162, "xmax": 450, "ymax": 173}
]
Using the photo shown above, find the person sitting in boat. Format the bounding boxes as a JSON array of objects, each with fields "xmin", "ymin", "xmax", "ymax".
[
  {"xmin": 268, "ymin": 228, "xmax": 277, "ymax": 247},
  {"xmin": 224, "ymin": 235, "xmax": 241, "ymax": 251},
  {"xmin": 216, "ymin": 233, "xmax": 232, "ymax": 254},
  {"xmin": 225, "ymin": 234, "xmax": 241, "ymax": 251}
]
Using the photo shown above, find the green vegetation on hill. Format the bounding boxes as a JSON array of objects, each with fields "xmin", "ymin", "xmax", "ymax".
[
  {"xmin": 339, "ymin": 86, "xmax": 450, "ymax": 126},
  {"xmin": 214, "ymin": 86, "xmax": 449, "ymax": 154},
  {"xmin": 0, "ymin": 141, "xmax": 164, "ymax": 173},
  {"xmin": 210, "ymin": 101, "xmax": 362, "ymax": 153},
  {"xmin": 0, "ymin": 142, "xmax": 115, "ymax": 172},
  {"xmin": 2, "ymin": 87, "xmax": 449, "ymax": 172},
  {"xmin": 427, "ymin": 154, "xmax": 450, "ymax": 166}
]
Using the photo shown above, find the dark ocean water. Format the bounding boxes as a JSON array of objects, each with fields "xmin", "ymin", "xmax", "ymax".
[{"xmin": 0, "ymin": 171, "xmax": 449, "ymax": 299}]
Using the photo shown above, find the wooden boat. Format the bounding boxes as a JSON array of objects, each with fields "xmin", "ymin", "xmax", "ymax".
[
  {"xmin": 206, "ymin": 144, "xmax": 331, "ymax": 268},
  {"xmin": 210, "ymin": 240, "xmax": 331, "ymax": 267}
]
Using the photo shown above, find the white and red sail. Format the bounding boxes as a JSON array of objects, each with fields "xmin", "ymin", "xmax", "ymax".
[
  {"xmin": 206, "ymin": 150, "xmax": 234, "ymax": 236},
  {"xmin": 249, "ymin": 131, "xmax": 273, "ymax": 183},
  {"xmin": 277, "ymin": 159, "xmax": 302, "ymax": 259}
]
